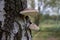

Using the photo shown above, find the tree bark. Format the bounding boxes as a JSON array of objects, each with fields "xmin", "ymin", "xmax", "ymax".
[{"xmin": 0, "ymin": 0, "xmax": 32, "ymax": 40}]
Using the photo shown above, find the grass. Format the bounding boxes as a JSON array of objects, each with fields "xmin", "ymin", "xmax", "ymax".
[
  {"xmin": 32, "ymin": 32, "xmax": 60, "ymax": 40},
  {"xmin": 32, "ymin": 20, "xmax": 60, "ymax": 40}
]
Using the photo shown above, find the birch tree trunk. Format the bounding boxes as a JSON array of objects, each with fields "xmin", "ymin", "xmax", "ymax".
[{"xmin": 0, "ymin": 0, "xmax": 32, "ymax": 40}]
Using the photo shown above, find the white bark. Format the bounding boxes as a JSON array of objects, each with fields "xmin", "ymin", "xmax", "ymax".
[
  {"xmin": 34, "ymin": 0, "xmax": 39, "ymax": 11},
  {"xmin": 27, "ymin": 0, "xmax": 32, "ymax": 9}
]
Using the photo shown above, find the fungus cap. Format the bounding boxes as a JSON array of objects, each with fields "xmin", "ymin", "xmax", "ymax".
[{"xmin": 20, "ymin": 8, "xmax": 38, "ymax": 16}]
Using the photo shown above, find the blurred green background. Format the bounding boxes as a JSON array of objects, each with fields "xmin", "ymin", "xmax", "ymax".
[
  {"xmin": 29, "ymin": 0, "xmax": 60, "ymax": 40},
  {"xmin": 30, "ymin": 14, "xmax": 60, "ymax": 40}
]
